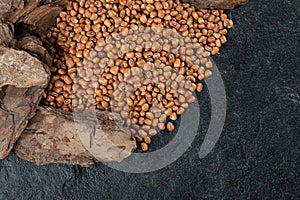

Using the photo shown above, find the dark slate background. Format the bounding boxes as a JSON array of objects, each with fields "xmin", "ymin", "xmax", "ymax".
[{"xmin": 0, "ymin": 0, "xmax": 299, "ymax": 199}]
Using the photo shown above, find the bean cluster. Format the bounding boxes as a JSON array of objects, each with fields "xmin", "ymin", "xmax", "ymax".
[{"xmin": 43, "ymin": 0, "xmax": 233, "ymax": 151}]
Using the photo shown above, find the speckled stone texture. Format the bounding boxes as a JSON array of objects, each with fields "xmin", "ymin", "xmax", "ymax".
[{"xmin": 0, "ymin": 0, "xmax": 299, "ymax": 199}]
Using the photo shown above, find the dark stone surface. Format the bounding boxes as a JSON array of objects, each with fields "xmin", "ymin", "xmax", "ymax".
[{"xmin": 0, "ymin": 0, "xmax": 299, "ymax": 199}]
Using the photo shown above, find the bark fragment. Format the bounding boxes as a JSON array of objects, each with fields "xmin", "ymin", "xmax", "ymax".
[
  {"xmin": 181, "ymin": 0, "xmax": 249, "ymax": 9},
  {"xmin": 0, "ymin": 86, "xmax": 48, "ymax": 159},
  {"xmin": 1, "ymin": 0, "xmax": 38, "ymax": 23},
  {"xmin": 15, "ymin": 35, "xmax": 53, "ymax": 66},
  {"xmin": 14, "ymin": 107, "xmax": 137, "ymax": 167},
  {"xmin": 1, "ymin": 0, "xmax": 67, "ymax": 36},
  {"xmin": 0, "ymin": 45, "xmax": 49, "ymax": 88},
  {"xmin": 0, "ymin": 0, "xmax": 24, "ymax": 20},
  {"xmin": 22, "ymin": 3, "xmax": 67, "ymax": 36},
  {"xmin": 0, "ymin": 45, "xmax": 49, "ymax": 159},
  {"xmin": 0, "ymin": 22, "xmax": 14, "ymax": 46}
]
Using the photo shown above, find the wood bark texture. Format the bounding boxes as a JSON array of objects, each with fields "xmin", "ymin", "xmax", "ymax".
[
  {"xmin": 14, "ymin": 107, "xmax": 136, "ymax": 167},
  {"xmin": 181, "ymin": 0, "xmax": 249, "ymax": 9},
  {"xmin": 0, "ymin": 45, "xmax": 50, "ymax": 159}
]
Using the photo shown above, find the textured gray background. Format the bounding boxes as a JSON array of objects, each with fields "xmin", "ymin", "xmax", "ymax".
[{"xmin": 0, "ymin": 0, "xmax": 299, "ymax": 199}]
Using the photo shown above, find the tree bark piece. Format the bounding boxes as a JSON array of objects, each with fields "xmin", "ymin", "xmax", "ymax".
[
  {"xmin": 15, "ymin": 35, "xmax": 53, "ymax": 66},
  {"xmin": 0, "ymin": 45, "xmax": 49, "ymax": 159},
  {"xmin": 1, "ymin": 0, "xmax": 38, "ymax": 23},
  {"xmin": 1, "ymin": 0, "xmax": 67, "ymax": 36},
  {"xmin": 0, "ymin": 22, "xmax": 14, "ymax": 46},
  {"xmin": 0, "ymin": 0, "xmax": 24, "ymax": 20},
  {"xmin": 22, "ymin": 4, "xmax": 66, "ymax": 37},
  {"xmin": 0, "ymin": 86, "xmax": 48, "ymax": 159},
  {"xmin": 0, "ymin": 45, "xmax": 49, "ymax": 88},
  {"xmin": 14, "ymin": 107, "xmax": 137, "ymax": 167},
  {"xmin": 181, "ymin": 0, "xmax": 249, "ymax": 9}
]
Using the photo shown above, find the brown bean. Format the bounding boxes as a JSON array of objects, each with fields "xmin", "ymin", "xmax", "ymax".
[
  {"xmin": 56, "ymin": 95, "xmax": 65, "ymax": 104},
  {"xmin": 63, "ymin": 75, "xmax": 73, "ymax": 85},
  {"xmin": 140, "ymin": 14, "xmax": 147, "ymax": 23},
  {"xmin": 170, "ymin": 112, "xmax": 177, "ymax": 121},
  {"xmin": 138, "ymin": 129, "xmax": 148, "ymax": 138},
  {"xmin": 174, "ymin": 58, "xmax": 181, "ymax": 68},
  {"xmin": 211, "ymin": 47, "xmax": 219, "ymax": 55},
  {"xmin": 142, "ymin": 103, "xmax": 150, "ymax": 112},
  {"xmin": 144, "ymin": 118, "xmax": 152, "ymax": 125},
  {"xmin": 46, "ymin": 95, "xmax": 55, "ymax": 102},
  {"xmin": 205, "ymin": 69, "xmax": 212, "ymax": 78},
  {"xmin": 159, "ymin": 114, "xmax": 167, "ymax": 123},
  {"xmin": 66, "ymin": 58, "xmax": 74, "ymax": 68},
  {"xmin": 220, "ymin": 35, "xmax": 227, "ymax": 44},
  {"xmin": 166, "ymin": 122, "xmax": 175, "ymax": 131},
  {"xmin": 141, "ymin": 142, "xmax": 148, "ymax": 152},
  {"xmin": 54, "ymin": 80, "xmax": 64, "ymax": 88},
  {"xmin": 196, "ymin": 83, "xmax": 203, "ymax": 92},
  {"xmin": 149, "ymin": 129, "xmax": 157, "ymax": 136},
  {"xmin": 144, "ymin": 136, "xmax": 151, "ymax": 144},
  {"xmin": 110, "ymin": 66, "xmax": 119, "ymax": 75},
  {"xmin": 219, "ymin": 29, "xmax": 228, "ymax": 35},
  {"xmin": 101, "ymin": 101, "xmax": 109, "ymax": 109},
  {"xmin": 224, "ymin": 19, "xmax": 234, "ymax": 28},
  {"xmin": 158, "ymin": 123, "xmax": 165, "ymax": 130},
  {"xmin": 176, "ymin": 107, "xmax": 184, "ymax": 115},
  {"xmin": 146, "ymin": 112, "xmax": 154, "ymax": 120}
]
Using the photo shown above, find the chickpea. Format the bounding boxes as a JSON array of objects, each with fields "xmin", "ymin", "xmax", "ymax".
[{"xmin": 167, "ymin": 122, "xmax": 175, "ymax": 131}]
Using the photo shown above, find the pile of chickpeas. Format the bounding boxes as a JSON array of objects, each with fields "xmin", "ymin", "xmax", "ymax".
[{"xmin": 43, "ymin": 0, "xmax": 233, "ymax": 151}]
